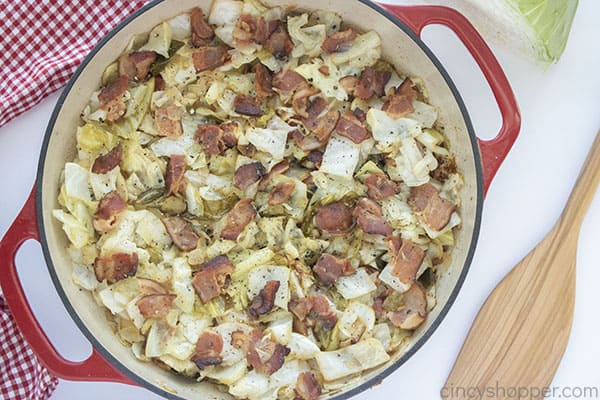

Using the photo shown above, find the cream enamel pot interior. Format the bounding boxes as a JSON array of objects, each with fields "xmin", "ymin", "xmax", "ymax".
[{"xmin": 0, "ymin": 1, "xmax": 520, "ymax": 399}]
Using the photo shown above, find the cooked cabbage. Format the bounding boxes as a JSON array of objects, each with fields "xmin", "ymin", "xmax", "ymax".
[
  {"xmin": 287, "ymin": 14, "xmax": 326, "ymax": 58},
  {"xmin": 315, "ymin": 338, "xmax": 390, "ymax": 381}
]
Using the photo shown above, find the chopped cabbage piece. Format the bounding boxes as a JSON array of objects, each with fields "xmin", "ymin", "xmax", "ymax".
[
  {"xmin": 287, "ymin": 14, "xmax": 326, "ymax": 58},
  {"xmin": 320, "ymin": 135, "xmax": 361, "ymax": 179},
  {"xmin": 388, "ymin": 137, "xmax": 438, "ymax": 187},
  {"xmin": 337, "ymin": 301, "xmax": 375, "ymax": 342},
  {"xmin": 335, "ymin": 268, "xmax": 377, "ymax": 299},
  {"xmin": 367, "ymin": 109, "xmax": 422, "ymax": 153},
  {"xmin": 140, "ymin": 22, "xmax": 172, "ymax": 58},
  {"xmin": 315, "ymin": 338, "xmax": 390, "ymax": 381},
  {"xmin": 229, "ymin": 370, "xmax": 270, "ymax": 399},
  {"xmin": 295, "ymin": 57, "xmax": 347, "ymax": 101},
  {"xmin": 247, "ymin": 266, "xmax": 290, "ymax": 310},
  {"xmin": 204, "ymin": 360, "xmax": 248, "ymax": 385},
  {"xmin": 246, "ymin": 116, "xmax": 293, "ymax": 161},
  {"xmin": 330, "ymin": 31, "xmax": 381, "ymax": 71},
  {"xmin": 64, "ymin": 162, "xmax": 92, "ymax": 201},
  {"xmin": 407, "ymin": 100, "xmax": 438, "ymax": 128},
  {"xmin": 171, "ymin": 258, "xmax": 195, "ymax": 313},
  {"xmin": 288, "ymin": 333, "xmax": 320, "ymax": 360}
]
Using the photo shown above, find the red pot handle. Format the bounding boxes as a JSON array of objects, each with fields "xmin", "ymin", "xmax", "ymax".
[
  {"xmin": 0, "ymin": 186, "xmax": 135, "ymax": 385},
  {"xmin": 377, "ymin": 3, "xmax": 521, "ymax": 195}
]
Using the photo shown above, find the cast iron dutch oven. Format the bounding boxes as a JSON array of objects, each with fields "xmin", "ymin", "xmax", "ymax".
[{"xmin": 0, "ymin": 1, "xmax": 521, "ymax": 399}]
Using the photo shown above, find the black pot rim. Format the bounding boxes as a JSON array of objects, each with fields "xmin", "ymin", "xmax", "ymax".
[{"xmin": 36, "ymin": 1, "xmax": 484, "ymax": 399}]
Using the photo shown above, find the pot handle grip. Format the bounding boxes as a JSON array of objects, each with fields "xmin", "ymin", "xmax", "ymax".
[
  {"xmin": 0, "ymin": 186, "xmax": 135, "ymax": 384},
  {"xmin": 377, "ymin": 4, "xmax": 521, "ymax": 195}
]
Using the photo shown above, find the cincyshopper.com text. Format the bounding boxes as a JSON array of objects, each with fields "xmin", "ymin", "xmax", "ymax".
[{"xmin": 441, "ymin": 383, "xmax": 599, "ymax": 400}]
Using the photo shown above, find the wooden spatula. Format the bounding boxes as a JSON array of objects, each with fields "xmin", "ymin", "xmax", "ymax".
[{"xmin": 444, "ymin": 130, "xmax": 600, "ymax": 400}]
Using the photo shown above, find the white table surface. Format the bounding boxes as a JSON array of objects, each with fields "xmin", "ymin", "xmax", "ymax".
[{"xmin": 1, "ymin": 1, "xmax": 599, "ymax": 399}]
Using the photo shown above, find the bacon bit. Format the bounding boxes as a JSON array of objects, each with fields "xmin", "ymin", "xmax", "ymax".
[
  {"xmin": 248, "ymin": 280, "xmax": 280, "ymax": 318},
  {"xmin": 354, "ymin": 67, "xmax": 391, "ymax": 100},
  {"xmin": 220, "ymin": 198, "xmax": 257, "ymax": 241},
  {"xmin": 234, "ymin": 15, "xmax": 274, "ymax": 45},
  {"xmin": 94, "ymin": 253, "xmax": 138, "ymax": 283},
  {"xmin": 408, "ymin": 183, "xmax": 456, "ymax": 231},
  {"xmin": 372, "ymin": 288, "xmax": 392, "ymax": 318},
  {"xmin": 313, "ymin": 253, "xmax": 356, "ymax": 286},
  {"xmin": 353, "ymin": 197, "xmax": 393, "ymax": 236},
  {"xmin": 136, "ymin": 294, "xmax": 176, "ymax": 318},
  {"xmin": 165, "ymin": 154, "xmax": 187, "ymax": 195},
  {"xmin": 265, "ymin": 24, "xmax": 294, "ymax": 60},
  {"xmin": 290, "ymin": 295, "xmax": 338, "ymax": 333},
  {"xmin": 233, "ymin": 94, "xmax": 263, "ymax": 116},
  {"xmin": 118, "ymin": 54, "xmax": 136, "ymax": 79},
  {"xmin": 259, "ymin": 160, "xmax": 290, "ymax": 190},
  {"xmin": 162, "ymin": 216, "xmax": 199, "ymax": 251},
  {"xmin": 195, "ymin": 123, "xmax": 238, "ymax": 155},
  {"xmin": 397, "ymin": 78, "xmax": 418, "ymax": 101},
  {"xmin": 234, "ymin": 162, "xmax": 266, "ymax": 190},
  {"xmin": 388, "ymin": 283, "xmax": 427, "ymax": 329},
  {"xmin": 93, "ymin": 191, "xmax": 126, "ymax": 233},
  {"xmin": 318, "ymin": 65, "xmax": 330, "ymax": 76},
  {"xmin": 192, "ymin": 255, "xmax": 235, "ymax": 303},
  {"xmin": 321, "ymin": 28, "xmax": 357, "ymax": 53},
  {"xmin": 92, "ymin": 144, "xmax": 122, "ymax": 174},
  {"xmin": 315, "ymin": 201, "xmax": 354, "ymax": 235},
  {"xmin": 193, "ymin": 331, "xmax": 224, "ymax": 369},
  {"xmin": 312, "ymin": 110, "xmax": 340, "ymax": 143},
  {"xmin": 335, "ymin": 110, "xmax": 370, "ymax": 144},
  {"xmin": 387, "ymin": 236, "xmax": 424, "ymax": 285},
  {"xmin": 272, "ymin": 69, "xmax": 306, "ymax": 98},
  {"xmin": 137, "ymin": 278, "xmax": 168, "ymax": 295},
  {"xmin": 288, "ymin": 129, "xmax": 323, "ymax": 152},
  {"xmin": 365, "ymin": 173, "xmax": 399, "ymax": 200},
  {"xmin": 247, "ymin": 329, "xmax": 290, "ymax": 375},
  {"xmin": 154, "ymin": 75, "xmax": 165, "ymax": 91},
  {"xmin": 190, "ymin": 7, "xmax": 214, "ymax": 47},
  {"xmin": 292, "ymin": 85, "xmax": 321, "ymax": 118},
  {"xmin": 255, "ymin": 64, "xmax": 274, "ymax": 98},
  {"xmin": 301, "ymin": 97, "xmax": 328, "ymax": 131},
  {"xmin": 98, "ymin": 75, "xmax": 128, "ymax": 122},
  {"xmin": 231, "ymin": 330, "xmax": 251, "ymax": 353},
  {"xmin": 127, "ymin": 51, "xmax": 157, "ymax": 80},
  {"xmin": 268, "ymin": 181, "xmax": 295, "ymax": 206},
  {"xmin": 305, "ymin": 150, "xmax": 323, "ymax": 169},
  {"xmin": 353, "ymin": 107, "xmax": 367, "ymax": 123},
  {"xmin": 431, "ymin": 156, "xmax": 457, "ymax": 182},
  {"xmin": 295, "ymin": 372, "xmax": 322, "ymax": 400},
  {"xmin": 155, "ymin": 105, "xmax": 183, "ymax": 137},
  {"xmin": 339, "ymin": 75, "xmax": 358, "ymax": 94},
  {"xmin": 192, "ymin": 46, "xmax": 228, "ymax": 72}
]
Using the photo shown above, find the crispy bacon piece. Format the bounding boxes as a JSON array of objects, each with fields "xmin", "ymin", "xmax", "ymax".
[
  {"xmin": 255, "ymin": 63, "xmax": 274, "ymax": 98},
  {"xmin": 272, "ymin": 69, "xmax": 306, "ymax": 98},
  {"xmin": 365, "ymin": 173, "xmax": 399, "ymax": 200},
  {"xmin": 259, "ymin": 160, "xmax": 290, "ymax": 190},
  {"xmin": 192, "ymin": 46, "xmax": 228, "ymax": 72},
  {"xmin": 353, "ymin": 107, "xmax": 367, "ymax": 123},
  {"xmin": 92, "ymin": 144, "xmax": 122, "ymax": 174},
  {"xmin": 234, "ymin": 162, "xmax": 266, "ymax": 190},
  {"xmin": 289, "ymin": 295, "xmax": 338, "ymax": 333},
  {"xmin": 292, "ymin": 85, "xmax": 321, "ymax": 118},
  {"xmin": 192, "ymin": 255, "xmax": 235, "ymax": 303},
  {"xmin": 397, "ymin": 78, "xmax": 418, "ymax": 101},
  {"xmin": 265, "ymin": 24, "xmax": 294, "ymax": 60},
  {"xmin": 301, "ymin": 97, "xmax": 328, "ymax": 130},
  {"xmin": 295, "ymin": 372, "xmax": 322, "ymax": 400},
  {"xmin": 314, "ymin": 201, "xmax": 354, "ymax": 235},
  {"xmin": 335, "ymin": 110, "xmax": 370, "ymax": 144},
  {"xmin": 339, "ymin": 75, "xmax": 358, "ymax": 94},
  {"xmin": 305, "ymin": 150, "xmax": 323, "ymax": 169},
  {"xmin": 388, "ymin": 283, "xmax": 427, "ymax": 329},
  {"xmin": 195, "ymin": 123, "xmax": 238, "ymax": 155},
  {"xmin": 288, "ymin": 129, "xmax": 323, "ymax": 152},
  {"xmin": 354, "ymin": 67, "xmax": 391, "ymax": 100},
  {"xmin": 268, "ymin": 181, "xmax": 295, "ymax": 206},
  {"xmin": 313, "ymin": 253, "xmax": 355, "ymax": 285},
  {"xmin": 162, "ymin": 216, "xmax": 199, "ymax": 251},
  {"xmin": 220, "ymin": 199, "xmax": 256, "ymax": 241},
  {"xmin": 408, "ymin": 183, "xmax": 456, "ymax": 231},
  {"xmin": 190, "ymin": 7, "xmax": 214, "ymax": 47},
  {"xmin": 321, "ymin": 28, "xmax": 356, "ymax": 53},
  {"xmin": 353, "ymin": 197, "xmax": 393, "ymax": 236},
  {"xmin": 193, "ymin": 331, "xmax": 224, "ymax": 369},
  {"xmin": 94, "ymin": 191, "xmax": 126, "ymax": 232},
  {"xmin": 312, "ymin": 110, "xmax": 339, "ymax": 143},
  {"xmin": 98, "ymin": 75, "xmax": 128, "ymax": 122},
  {"xmin": 318, "ymin": 65, "xmax": 330, "ymax": 76},
  {"xmin": 137, "ymin": 278, "xmax": 168, "ymax": 295},
  {"xmin": 154, "ymin": 75, "xmax": 165, "ymax": 91},
  {"xmin": 387, "ymin": 236, "xmax": 424, "ymax": 285},
  {"xmin": 165, "ymin": 154, "xmax": 187, "ymax": 195},
  {"xmin": 94, "ymin": 253, "xmax": 138, "ymax": 283},
  {"xmin": 234, "ymin": 15, "xmax": 277, "ymax": 45},
  {"xmin": 136, "ymin": 294, "xmax": 176, "ymax": 318},
  {"xmin": 231, "ymin": 330, "xmax": 251, "ymax": 353},
  {"xmin": 247, "ymin": 329, "xmax": 290, "ymax": 375},
  {"xmin": 382, "ymin": 93, "xmax": 414, "ymax": 119},
  {"xmin": 431, "ymin": 156, "xmax": 457, "ymax": 182},
  {"xmin": 233, "ymin": 94, "xmax": 263, "ymax": 116},
  {"xmin": 128, "ymin": 51, "xmax": 157, "ymax": 80},
  {"xmin": 372, "ymin": 288, "xmax": 392, "ymax": 318},
  {"xmin": 155, "ymin": 105, "xmax": 183, "ymax": 137},
  {"xmin": 248, "ymin": 280, "xmax": 280, "ymax": 318}
]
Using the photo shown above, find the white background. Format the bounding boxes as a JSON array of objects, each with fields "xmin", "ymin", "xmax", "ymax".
[{"xmin": 1, "ymin": 1, "xmax": 599, "ymax": 399}]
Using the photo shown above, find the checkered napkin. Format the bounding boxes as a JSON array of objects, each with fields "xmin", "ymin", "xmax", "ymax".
[
  {"xmin": 0, "ymin": 296, "xmax": 58, "ymax": 399},
  {"xmin": 0, "ymin": 0, "xmax": 149, "ymax": 128}
]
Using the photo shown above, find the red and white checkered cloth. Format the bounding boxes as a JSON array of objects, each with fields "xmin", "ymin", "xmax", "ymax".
[
  {"xmin": 0, "ymin": 1, "xmax": 150, "ymax": 397},
  {"xmin": 0, "ymin": 0, "xmax": 149, "ymax": 128},
  {"xmin": 0, "ymin": 296, "xmax": 58, "ymax": 400}
]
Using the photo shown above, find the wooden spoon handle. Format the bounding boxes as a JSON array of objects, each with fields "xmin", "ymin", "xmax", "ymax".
[{"xmin": 558, "ymin": 130, "xmax": 600, "ymax": 231}]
